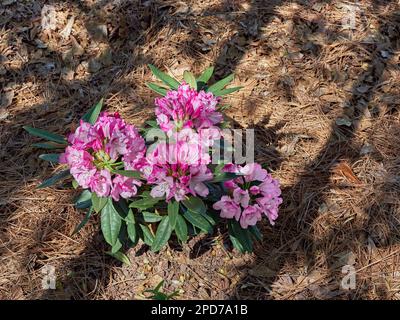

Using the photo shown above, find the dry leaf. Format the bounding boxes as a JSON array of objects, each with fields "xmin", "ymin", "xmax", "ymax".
[
  {"xmin": 332, "ymin": 161, "xmax": 362, "ymax": 185},
  {"xmin": 60, "ymin": 15, "xmax": 75, "ymax": 39},
  {"xmin": 41, "ymin": 5, "xmax": 57, "ymax": 31}
]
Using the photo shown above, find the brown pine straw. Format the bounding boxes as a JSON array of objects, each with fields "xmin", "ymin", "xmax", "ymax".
[{"xmin": 1, "ymin": 0, "xmax": 400, "ymax": 299}]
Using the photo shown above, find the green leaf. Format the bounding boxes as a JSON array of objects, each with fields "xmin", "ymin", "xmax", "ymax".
[
  {"xmin": 127, "ymin": 222, "xmax": 137, "ymax": 243},
  {"xmin": 91, "ymin": 193, "xmax": 108, "ymax": 213},
  {"xmin": 111, "ymin": 238, "xmax": 123, "ymax": 254},
  {"xmin": 213, "ymin": 86, "xmax": 243, "ymax": 97},
  {"xmin": 38, "ymin": 170, "xmax": 70, "ymax": 189},
  {"xmin": 249, "ymin": 225, "xmax": 263, "ymax": 241},
  {"xmin": 182, "ymin": 197, "xmax": 206, "ymax": 215},
  {"xmin": 72, "ymin": 179, "xmax": 79, "ymax": 189},
  {"xmin": 72, "ymin": 207, "xmax": 93, "ymax": 235},
  {"xmin": 112, "ymin": 170, "xmax": 142, "ymax": 179},
  {"xmin": 125, "ymin": 209, "xmax": 135, "ymax": 224},
  {"xmin": 228, "ymin": 220, "xmax": 253, "ymax": 253},
  {"xmin": 74, "ymin": 190, "xmax": 92, "ymax": 209},
  {"xmin": 211, "ymin": 172, "xmax": 238, "ymax": 183},
  {"xmin": 151, "ymin": 216, "xmax": 173, "ymax": 252},
  {"xmin": 39, "ymin": 153, "xmax": 60, "ymax": 163},
  {"xmin": 81, "ymin": 98, "xmax": 103, "ymax": 124},
  {"xmin": 167, "ymin": 201, "xmax": 179, "ymax": 228},
  {"xmin": 146, "ymin": 120, "xmax": 158, "ymax": 127},
  {"xmin": 200, "ymin": 211, "xmax": 217, "ymax": 226},
  {"xmin": 148, "ymin": 64, "xmax": 180, "ymax": 89},
  {"xmin": 183, "ymin": 209, "xmax": 212, "ymax": 234},
  {"xmin": 206, "ymin": 74, "xmax": 234, "ymax": 95},
  {"xmin": 139, "ymin": 224, "xmax": 155, "ymax": 246},
  {"xmin": 23, "ymin": 126, "xmax": 66, "ymax": 144},
  {"xmin": 197, "ymin": 66, "xmax": 214, "ymax": 84},
  {"xmin": 183, "ymin": 71, "xmax": 197, "ymax": 90},
  {"xmin": 101, "ymin": 199, "xmax": 122, "ymax": 246},
  {"xmin": 142, "ymin": 211, "xmax": 163, "ymax": 223},
  {"xmin": 32, "ymin": 142, "xmax": 64, "ymax": 150},
  {"xmin": 146, "ymin": 82, "xmax": 168, "ymax": 96},
  {"xmin": 129, "ymin": 197, "xmax": 161, "ymax": 210},
  {"xmin": 106, "ymin": 251, "xmax": 131, "ymax": 266},
  {"xmin": 175, "ymin": 214, "xmax": 188, "ymax": 243}
]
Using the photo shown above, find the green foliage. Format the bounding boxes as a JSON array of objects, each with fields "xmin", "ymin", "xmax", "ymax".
[
  {"xmin": 151, "ymin": 216, "xmax": 173, "ymax": 252},
  {"xmin": 145, "ymin": 280, "xmax": 179, "ymax": 300},
  {"xmin": 148, "ymin": 64, "xmax": 180, "ymax": 89},
  {"xmin": 74, "ymin": 190, "xmax": 92, "ymax": 209},
  {"xmin": 23, "ymin": 126, "xmax": 66, "ymax": 145},
  {"xmin": 101, "ymin": 199, "xmax": 122, "ymax": 246},
  {"xmin": 81, "ymin": 99, "xmax": 103, "ymax": 124},
  {"xmin": 72, "ymin": 207, "xmax": 93, "ymax": 235},
  {"xmin": 38, "ymin": 170, "xmax": 70, "ymax": 189}
]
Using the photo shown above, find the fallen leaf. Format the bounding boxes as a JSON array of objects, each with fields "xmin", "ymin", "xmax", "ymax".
[
  {"xmin": 335, "ymin": 117, "xmax": 352, "ymax": 127},
  {"xmin": 41, "ymin": 5, "xmax": 57, "ymax": 31},
  {"xmin": 60, "ymin": 15, "xmax": 75, "ymax": 39},
  {"xmin": 332, "ymin": 161, "xmax": 362, "ymax": 185},
  {"xmin": 0, "ymin": 89, "xmax": 14, "ymax": 108}
]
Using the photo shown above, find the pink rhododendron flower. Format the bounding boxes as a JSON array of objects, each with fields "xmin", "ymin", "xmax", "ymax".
[
  {"xmin": 213, "ymin": 162, "xmax": 282, "ymax": 228},
  {"xmin": 111, "ymin": 175, "xmax": 142, "ymax": 201},
  {"xmin": 60, "ymin": 112, "xmax": 146, "ymax": 199},
  {"xmin": 143, "ymin": 139, "xmax": 213, "ymax": 202},
  {"xmin": 155, "ymin": 84, "xmax": 223, "ymax": 133},
  {"xmin": 240, "ymin": 205, "xmax": 262, "ymax": 228},
  {"xmin": 212, "ymin": 196, "xmax": 241, "ymax": 219}
]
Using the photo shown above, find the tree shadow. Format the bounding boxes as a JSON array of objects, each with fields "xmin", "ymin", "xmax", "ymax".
[{"xmin": 228, "ymin": 3, "xmax": 400, "ymax": 299}]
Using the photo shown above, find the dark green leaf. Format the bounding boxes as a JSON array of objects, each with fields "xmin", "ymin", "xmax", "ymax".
[
  {"xmin": 175, "ymin": 214, "xmax": 188, "ymax": 243},
  {"xmin": 91, "ymin": 193, "xmax": 107, "ymax": 213},
  {"xmin": 183, "ymin": 71, "xmax": 197, "ymax": 90},
  {"xmin": 81, "ymin": 98, "xmax": 103, "ymax": 124},
  {"xmin": 72, "ymin": 207, "xmax": 93, "ymax": 235},
  {"xmin": 206, "ymin": 74, "xmax": 234, "ymax": 94},
  {"xmin": 151, "ymin": 216, "xmax": 173, "ymax": 252},
  {"xmin": 148, "ymin": 64, "xmax": 180, "ymax": 89},
  {"xmin": 200, "ymin": 211, "xmax": 216, "ymax": 226},
  {"xmin": 197, "ymin": 66, "xmax": 214, "ymax": 84},
  {"xmin": 146, "ymin": 82, "xmax": 168, "ymax": 96},
  {"xmin": 23, "ymin": 126, "xmax": 66, "ymax": 144},
  {"xmin": 139, "ymin": 224, "xmax": 155, "ymax": 246},
  {"xmin": 212, "ymin": 86, "xmax": 243, "ymax": 97},
  {"xmin": 182, "ymin": 197, "xmax": 206, "ymax": 215},
  {"xmin": 38, "ymin": 170, "xmax": 70, "ymax": 189},
  {"xmin": 183, "ymin": 209, "xmax": 212, "ymax": 234},
  {"xmin": 33, "ymin": 142, "xmax": 64, "ymax": 150},
  {"xmin": 249, "ymin": 225, "xmax": 263, "ymax": 241},
  {"xmin": 211, "ymin": 172, "xmax": 238, "ymax": 183},
  {"xmin": 101, "ymin": 199, "xmax": 122, "ymax": 246},
  {"xmin": 112, "ymin": 170, "xmax": 142, "ymax": 179},
  {"xmin": 74, "ymin": 190, "xmax": 92, "ymax": 209},
  {"xmin": 167, "ymin": 201, "xmax": 179, "ymax": 228},
  {"xmin": 142, "ymin": 211, "xmax": 163, "ymax": 223},
  {"xmin": 228, "ymin": 220, "xmax": 253, "ymax": 253},
  {"xmin": 106, "ymin": 251, "xmax": 131, "ymax": 266},
  {"xmin": 129, "ymin": 197, "xmax": 161, "ymax": 210},
  {"xmin": 39, "ymin": 153, "xmax": 60, "ymax": 163}
]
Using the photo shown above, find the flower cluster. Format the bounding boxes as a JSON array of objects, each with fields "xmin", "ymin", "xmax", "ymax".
[
  {"xmin": 142, "ymin": 138, "xmax": 213, "ymax": 202},
  {"xmin": 60, "ymin": 112, "xmax": 146, "ymax": 201},
  {"xmin": 155, "ymin": 84, "xmax": 223, "ymax": 133},
  {"xmin": 213, "ymin": 163, "xmax": 282, "ymax": 228}
]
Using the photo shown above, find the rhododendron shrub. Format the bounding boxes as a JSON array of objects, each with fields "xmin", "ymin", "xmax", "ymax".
[{"xmin": 24, "ymin": 65, "xmax": 282, "ymax": 263}]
